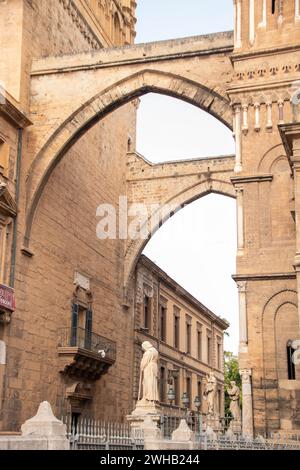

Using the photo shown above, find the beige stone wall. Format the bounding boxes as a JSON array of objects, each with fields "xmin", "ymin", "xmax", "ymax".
[
  {"xmin": 1, "ymin": 104, "xmax": 137, "ymax": 430},
  {"xmin": 0, "ymin": 0, "xmax": 137, "ymax": 430}
]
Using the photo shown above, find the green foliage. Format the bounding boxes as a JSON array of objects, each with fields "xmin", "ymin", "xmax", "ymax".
[{"xmin": 224, "ymin": 351, "xmax": 241, "ymax": 416}]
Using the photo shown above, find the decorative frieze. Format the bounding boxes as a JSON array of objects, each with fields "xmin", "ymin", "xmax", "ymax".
[{"xmin": 234, "ymin": 63, "xmax": 300, "ymax": 82}]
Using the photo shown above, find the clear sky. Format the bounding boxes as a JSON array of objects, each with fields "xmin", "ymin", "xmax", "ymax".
[{"xmin": 135, "ymin": 1, "xmax": 238, "ymax": 353}]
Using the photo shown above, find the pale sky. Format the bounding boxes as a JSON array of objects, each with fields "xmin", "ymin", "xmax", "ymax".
[{"xmin": 135, "ymin": 1, "xmax": 238, "ymax": 353}]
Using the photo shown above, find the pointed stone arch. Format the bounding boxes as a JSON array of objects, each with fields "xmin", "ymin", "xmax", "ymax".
[
  {"xmin": 24, "ymin": 69, "xmax": 233, "ymax": 250},
  {"xmin": 124, "ymin": 176, "xmax": 236, "ymax": 293}
]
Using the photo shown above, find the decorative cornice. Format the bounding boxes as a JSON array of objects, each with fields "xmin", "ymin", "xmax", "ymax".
[
  {"xmin": 139, "ymin": 255, "xmax": 229, "ymax": 330},
  {"xmin": 0, "ymin": 91, "xmax": 32, "ymax": 129},
  {"xmin": 0, "ymin": 183, "xmax": 17, "ymax": 218},
  {"xmin": 231, "ymin": 174, "xmax": 273, "ymax": 185},
  {"xmin": 232, "ymin": 272, "xmax": 296, "ymax": 282}
]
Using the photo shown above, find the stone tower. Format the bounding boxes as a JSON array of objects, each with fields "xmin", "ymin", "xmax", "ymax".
[{"xmin": 229, "ymin": 0, "xmax": 300, "ymax": 435}]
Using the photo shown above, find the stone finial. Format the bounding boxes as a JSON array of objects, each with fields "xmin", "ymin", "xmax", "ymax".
[
  {"xmin": 142, "ymin": 415, "xmax": 162, "ymax": 440},
  {"xmin": 172, "ymin": 419, "xmax": 195, "ymax": 442},
  {"xmin": 21, "ymin": 401, "xmax": 67, "ymax": 437}
]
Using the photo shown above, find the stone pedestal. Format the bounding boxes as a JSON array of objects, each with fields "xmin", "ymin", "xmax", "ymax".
[
  {"xmin": 127, "ymin": 399, "xmax": 161, "ymax": 433},
  {"xmin": 172, "ymin": 419, "xmax": 195, "ymax": 442},
  {"xmin": 229, "ymin": 419, "xmax": 242, "ymax": 434},
  {"xmin": 240, "ymin": 369, "xmax": 254, "ymax": 438},
  {"xmin": 205, "ymin": 414, "xmax": 221, "ymax": 433},
  {"xmin": 0, "ymin": 401, "xmax": 70, "ymax": 450}
]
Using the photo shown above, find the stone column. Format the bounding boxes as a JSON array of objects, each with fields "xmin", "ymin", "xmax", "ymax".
[
  {"xmin": 249, "ymin": 0, "xmax": 255, "ymax": 45},
  {"xmin": 266, "ymin": 102, "xmax": 273, "ymax": 131},
  {"xmin": 240, "ymin": 369, "xmax": 254, "ymax": 438},
  {"xmin": 234, "ymin": 0, "xmax": 242, "ymax": 49},
  {"xmin": 259, "ymin": 0, "xmax": 267, "ymax": 27},
  {"xmin": 234, "ymin": 105, "xmax": 242, "ymax": 173},
  {"xmin": 237, "ymin": 281, "xmax": 248, "ymax": 354},
  {"xmin": 296, "ymin": 0, "xmax": 300, "ymax": 20},
  {"xmin": 236, "ymin": 188, "xmax": 244, "ymax": 255}
]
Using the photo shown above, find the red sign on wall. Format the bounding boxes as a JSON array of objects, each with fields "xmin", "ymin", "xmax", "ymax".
[{"xmin": 0, "ymin": 284, "xmax": 15, "ymax": 312}]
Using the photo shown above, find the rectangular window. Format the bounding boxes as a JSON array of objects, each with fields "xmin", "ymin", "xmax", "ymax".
[
  {"xmin": 174, "ymin": 307, "xmax": 180, "ymax": 349},
  {"xmin": 0, "ymin": 139, "xmax": 9, "ymax": 177},
  {"xmin": 143, "ymin": 294, "xmax": 151, "ymax": 331},
  {"xmin": 217, "ymin": 341, "xmax": 222, "ymax": 370},
  {"xmin": 160, "ymin": 366, "xmax": 166, "ymax": 402},
  {"xmin": 217, "ymin": 389, "xmax": 222, "ymax": 414},
  {"xmin": 0, "ymin": 223, "xmax": 8, "ymax": 284},
  {"xmin": 174, "ymin": 373, "xmax": 180, "ymax": 406},
  {"xmin": 197, "ymin": 324, "xmax": 202, "ymax": 361},
  {"xmin": 207, "ymin": 335, "xmax": 212, "ymax": 365},
  {"xmin": 70, "ymin": 303, "xmax": 93, "ymax": 350},
  {"xmin": 197, "ymin": 379, "xmax": 202, "ymax": 403},
  {"xmin": 160, "ymin": 303, "xmax": 167, "ymax": 342},
  {"xmin": 186, "ymin": 316, "xmax": 192, "ymax": 355},
  {"xmin": 186, "ymin": 376, "xmax": 191, "ymax": 402}
]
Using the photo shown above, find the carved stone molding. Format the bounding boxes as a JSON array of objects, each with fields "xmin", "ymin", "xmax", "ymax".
[{"xmin": 58, "ymin": 0, "xmax": 103, "ymax": 50}]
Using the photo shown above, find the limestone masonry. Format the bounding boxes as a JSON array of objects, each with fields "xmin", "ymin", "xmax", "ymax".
[{"xmin": 0, "ymin": 0, "xmax": 300, "ymax": 436}]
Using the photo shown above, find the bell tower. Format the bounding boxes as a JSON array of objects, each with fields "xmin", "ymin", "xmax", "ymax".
[
  {"xmin": 229, "ymin": 0, "xmax": 300, "ymax": 436},
  {"xmin": 234, "ymin": 0, "xmax": 300, "ymax": 52}
]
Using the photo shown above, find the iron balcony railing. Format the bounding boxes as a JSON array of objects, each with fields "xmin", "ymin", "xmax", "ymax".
[{"xmin": 58, "ymin": 327, "xmax": 116, "ymax": 362}]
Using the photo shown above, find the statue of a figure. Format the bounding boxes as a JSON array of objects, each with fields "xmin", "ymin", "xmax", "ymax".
[
  {"xmin": 138, "ymin": 341, "xmax": 159, "ymax": 403},
  {"xmin": 291, "ymin": 81, "xmax": 300, "ymax": 123},
  {"xmin": 204, "ymin": 373, "xmax": 217, "ymax": 416},
  {"xmin": 227, "ymin": 381, "xmax": 241, "ymax": 422}
]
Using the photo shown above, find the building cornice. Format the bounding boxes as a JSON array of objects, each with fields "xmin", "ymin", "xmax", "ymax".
[
  {"xmin": 139, "ymin": 255, "xmax": 229, "ymax": 331},
  {"xmin": 0, "ymin": 90, "xmax": 32, "ymax": 129},
  {"xmin": 231, "ymin": 174, "xmax": 273, "ymax": 185},
  {"xmin": 232, "ymin": 272, "xmax": 296, "ymax": 282}
]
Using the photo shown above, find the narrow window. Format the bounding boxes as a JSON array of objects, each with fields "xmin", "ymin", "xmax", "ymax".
[
  {"xmin": 160, "ymin": 303, "xmax": 167, "ymax": 342},
  {"xmin": 186, "ymin": 316, "xmax": 192, "ymax": 355},
  {"xmin": 207, "ymin": 335, "xmax": 212, "ymax": 365},
  {"xmin": 85, "ymin": 308, "xmax": 93, "ymax": 350},
  {"xmin": 197, "ymin": 325, "xmax": 202, "ymax": 360},
  {"xmin": 143, "ymin": 294, "xmax": 151, "ymax": 331},
  {"xmin": 174, "ymin": 308, "xmax": 180, "ymax": 349},
  {"xmin": 186, "ymin": 376, "xmax": 191, "ymax": 403},
  {"xmin": 217, "ymin": 341, "xmax": 222, "ymax": 370},
  {"xmin": 174, "ymin": 373, "xmax": 180, "ymax": 406},
  {"xmin": 160, "ymin": 366, "xmax": 166, "ymax": 402},
  {"xmin": 70, "ymin": 303, "xmax": 93, "ymax": 350},
  {"xmin": 0, "ymin": 139, "xmax": 9, "ymax": 177},
  {"xmin": 272, "ymin": 0, "xmax": 276, "ymax": 14},
  {"xmin": 70, "ymin": 303, "xmax": 79, "ymax": 346},
  {"xmin": 287, "ymin": 340, "xmax": 296, "ymax": 380}
]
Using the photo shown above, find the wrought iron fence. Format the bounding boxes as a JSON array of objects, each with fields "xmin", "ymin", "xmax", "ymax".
[
  {"xmin": 62, "ymin": 415, "xmax": 144, "ymax": 450},
  {"xmin": 58, "ymin": 327, "xmax": 116, "ymax": 362},
  {"xmin": 160, "ymin": 412, "xmax": 233, "ymax": 439},
  {"xmin": 198, "ymin": 434, "xmax": 300, "ymax": 451}
]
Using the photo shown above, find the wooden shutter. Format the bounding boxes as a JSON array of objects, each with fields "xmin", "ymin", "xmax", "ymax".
[
  {"xmin": 85, "ymin": 308, "xmax": 93, "ymax": 350},
  {"xmin": 70, "ymin": 303, "xmax": 79, "ymax": 346}
]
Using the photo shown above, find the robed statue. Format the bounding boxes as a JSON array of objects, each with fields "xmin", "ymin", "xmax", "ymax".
[
  {"xmin": 204, "ymin": 372, "xmax": 217, "ymax": 416},
  {"xmin": 227, "ymin": 380, "xmax": 241, "ymax": 422},
  {"xmin": 138, "ymin": 341, "xmax": 159, "ymax": 403}
]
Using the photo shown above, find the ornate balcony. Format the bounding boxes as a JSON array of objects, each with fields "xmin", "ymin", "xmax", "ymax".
[
  {"xmin": 0, "ymin": 284, "xmax": 15, "ymax": 324},
  {"xmin": 57, "ymin": 327, "xmax": 116, "ymax": 381}
]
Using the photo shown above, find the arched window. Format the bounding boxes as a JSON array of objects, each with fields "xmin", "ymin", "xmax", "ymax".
[
  {"xmin": 287, "ymin": 340, "xmax": 296, "ymax": 380},
  {"xmin": 113, "ymin": 13, "xmax": 122, "ymax": 46}
]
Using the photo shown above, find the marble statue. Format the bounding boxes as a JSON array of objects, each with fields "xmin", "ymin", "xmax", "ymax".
[
  {"xmin": 227, "ymin": 380, "xmax": 241, "ymax": 422},
  {"xmin": 204, "ymin": 372, "xmax": 217, "ymax": 416},
  {"xmin": 138, "ymin": 341, "xmax": 159, "ymax": 403}
]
